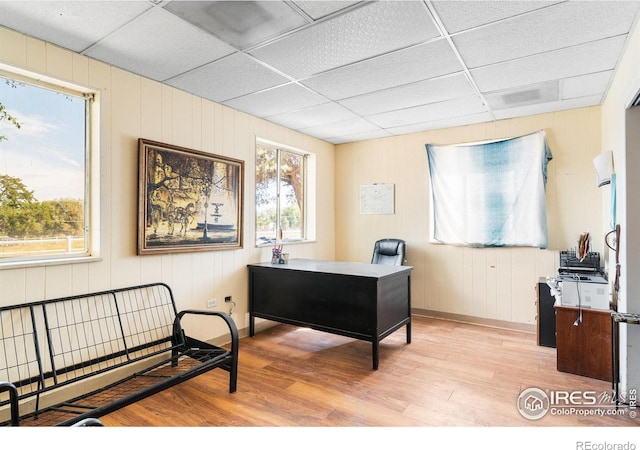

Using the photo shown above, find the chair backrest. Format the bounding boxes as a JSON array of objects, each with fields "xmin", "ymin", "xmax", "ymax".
[{"xmin": 371, "ymin": 238, "xmax": 406, "ymax": 266}]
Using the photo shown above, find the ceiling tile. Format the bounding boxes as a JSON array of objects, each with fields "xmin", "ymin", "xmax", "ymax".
[
  {"xmin": 166, "ymin": 53, "xmax": 289, "ymax": 103},
  {"xmin": 386, "ymin": 112, "xmax": 494, "ymax": 136},
  {"xmin": 453, "ymin": 1, "xmax": 640, "ymax": 69},
  {"xmin": 0, "ymin": 0, "xmax": 152, "ymax": 53},
  {"xmin": 249, "ymin": 1, "xmax": 441, "ymax": 79},
  {"xmin": 85, "ymin": 7, "xmax": 236, "ymax": 81},
  {"xmin": 298, "ymin": 117, "xmax": 381, "ymax": 140},
  {"xmin": 470, "ymin": 36, "xmax": 627, "ymax": 93},
  {"xmin": 302, "ymin": 39, "xmax": 463, "ymax": 100},
  {"xmin": 432, "ymin": 1, "xmax": 562, "ymax": 34},
  {"xmin": 338, "ymin": 74, "xmax": 475, "ymax": 116},
  {"xmin": 266, "ymin": 102, "xmax": 359, "ymax": 130},
  {"xmin": 484, "ymin": 80, "xmax": 559, "ymax": 111},
  {"xmin": 326, "ymin": 129, "xmax": 393, "ymax": 144},
  {"xmin": 493, "ymin": 95, "xmax": 603, "ymax": 120},
  {"xmin": 223, "ymin": 83, "xmax": 327, "ymax": 117},
  {"xmin": 561, "ymin": 71, "xmax": 613, "ymax": 100},
  {"xmin": 292, "ymin": 1, "xmax": 361, "ymax": 20},
  {"xmin": 366, "ymin": 96, "xmax": 488, "ymax": 129},
  {"xmin": 163, "ymin": 0, "xmax": 308, "ymax": 51}
]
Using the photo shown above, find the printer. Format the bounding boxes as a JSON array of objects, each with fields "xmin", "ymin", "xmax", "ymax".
[
  {"xmin": 555, "ymin": 250, "xmax": 610, "ymax": 310},
  {"xmin": 558, "ymin": 274, "xmax": 610, "ymax": 310}
]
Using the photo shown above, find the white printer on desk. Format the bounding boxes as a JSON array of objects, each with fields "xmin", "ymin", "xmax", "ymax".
[{"xmin": 559, "ymin": 274, "xmax": 610, "ymax": 310}]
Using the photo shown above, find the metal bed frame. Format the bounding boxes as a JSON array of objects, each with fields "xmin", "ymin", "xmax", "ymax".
[{"xmin": 0, "ymin": 282, "xmax": 238, "ymax": 426}]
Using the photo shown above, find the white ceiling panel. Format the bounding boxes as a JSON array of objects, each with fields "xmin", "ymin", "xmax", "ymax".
[
  {"xmin": 299, "ymin": 117, "xmax": 383, "ymax": 140},
  {"xmin": 302, "ymin": 39, "xmax": 464, "ymax": 100},
  {"xmin": 0, "ymin": 1, "xmax": 152, "ymax": 53},
  {"xmin": 163, "ymin": 1, "xmax": 309, "ymax": 51},
  {"xmin": 561, "ymin": 71, "xmax": 613, "ymax": 100},
  {"xmin": 327, "ymin": 129, "xmax": 393, "ymax": 145},
  {"xmin": 0, "ymin": 0, "xmax": 638, "ymax": 144},
  {"xmin": 366, "ymin": 96, "xmax": 487, "ymax": 129},
  {"xmin": 338, "ymin": 74, "xmax": 476, "ymax": 116},
  {"xmin": 166, "ymin": 53, "xmax": 289, "ymax": 103},
  {"xmin": 470, "ymin": 36, "xmax": 627, "ymax": 93},
  {"xmin": 387, "ymin": 112, "xmax": 494, "ymax": 136},
  {"xmin": 493, "ymin": 95, "xmax": 603, "ymax": 120},
  {"xmin": 292, "ymin": 1, "xmax": 361, "ymax": 20},
  {"xmin": 453, "ymin": 1, "xmax": 640, "ymax": 69},
  {"xmin": 432, "ymin": 1, "xmax": 562, "ymax": 34},
  {"xmin": 266, "ymin": 102, "xmax": 360, "ymax": 131},
  {"xmin": 85, "ymin": 7, "xmax": 236, "ymax": 81},
  {"xmin": 223, "ymin": 83, "xmax": 327, "ymax": 118},
  {"xmin": 249, "ymin": 1, "xmax": 441, "ymax": 79},
  {"xmin": 484, "ymin": 81, "xmax": 559, "ymax": 111}
]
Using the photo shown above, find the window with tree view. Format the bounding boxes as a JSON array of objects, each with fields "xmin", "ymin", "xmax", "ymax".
[
  {"xmin": 255, "ymin": 140, "xmax": 310, "ymax": 246},
  {"xmin": 0, "ymin": 66, "xmax": 99, "ymax": 265}
]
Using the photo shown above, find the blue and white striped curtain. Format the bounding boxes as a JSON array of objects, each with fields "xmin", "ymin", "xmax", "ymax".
[{"xmin": 426, "ymin": 130, "xmax": 553, "ymax": 248}]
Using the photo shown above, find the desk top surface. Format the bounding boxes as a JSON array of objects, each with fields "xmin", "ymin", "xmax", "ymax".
[{"xmin": 248, "ymin": 258, "xmax": 412, "ymax": 278}]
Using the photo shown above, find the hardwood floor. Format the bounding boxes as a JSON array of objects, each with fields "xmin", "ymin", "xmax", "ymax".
[{"xmin": 101, "ymin": 315, "xmax": 639, "ymax": 428}]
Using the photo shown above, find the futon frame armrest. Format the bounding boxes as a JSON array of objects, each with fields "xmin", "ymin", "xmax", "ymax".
[
  {"xmin": 174, "ymin": 309, "xmax": 239, "ymax": 353},
  {"xmin": 0, "ymin": 382, "xmax": 19, "ymax": 427}
]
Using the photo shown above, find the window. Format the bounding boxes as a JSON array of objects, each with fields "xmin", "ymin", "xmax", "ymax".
[
  {"xmin": 0, "ymin": 64, "xmax": 100, "ymax": 267},
  {"xmin": 255, "ymin": 139, "xmax": 314, "ymax": 246}
]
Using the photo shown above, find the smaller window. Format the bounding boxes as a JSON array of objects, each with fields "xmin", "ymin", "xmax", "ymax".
[{"xmin": 255, "ymin": 139, "xmax": 314, "ymax": 246}]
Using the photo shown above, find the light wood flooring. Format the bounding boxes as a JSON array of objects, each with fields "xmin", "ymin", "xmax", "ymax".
[{"xmin": 101, "ymin": 315, "xmax": 639, "ymax": 428}]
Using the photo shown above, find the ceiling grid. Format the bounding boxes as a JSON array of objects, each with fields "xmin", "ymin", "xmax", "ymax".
[{"xmin": 0, "ymin": 0, "xmax": 638, "ymax": 144}]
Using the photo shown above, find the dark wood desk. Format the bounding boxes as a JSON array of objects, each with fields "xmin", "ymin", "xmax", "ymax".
[{"xmin": 248, "ymin": 259, "xmax": 412, "ymax": 370}]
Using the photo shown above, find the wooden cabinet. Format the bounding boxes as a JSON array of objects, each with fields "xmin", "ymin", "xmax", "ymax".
[{"xmin": 555, "ymin": 306, "xmax": 612, "ymax": 381}]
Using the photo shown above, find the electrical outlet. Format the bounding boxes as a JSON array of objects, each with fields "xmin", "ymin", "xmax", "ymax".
[
  {"xmin": 207, "ymin": 299, "xmax": 217, "ymax": 308},
  {"xmin": 225, "ymin": 296, "xmax": 232, "ymax": 302}
]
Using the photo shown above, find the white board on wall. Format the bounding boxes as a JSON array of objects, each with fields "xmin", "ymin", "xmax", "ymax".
[{"xmin": 359, "ymin": 184, "xmax": 394, "ymax": 214}]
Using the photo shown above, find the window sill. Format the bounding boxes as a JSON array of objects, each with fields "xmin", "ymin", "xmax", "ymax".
[{"xmin": 0, "ymin": 255, "xmax": 103, "ymax": 270}]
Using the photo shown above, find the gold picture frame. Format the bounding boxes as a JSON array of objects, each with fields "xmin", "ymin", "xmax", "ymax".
[{"xmin": 137, "ymin": 139, "xmax": 244, "ymax": 255}]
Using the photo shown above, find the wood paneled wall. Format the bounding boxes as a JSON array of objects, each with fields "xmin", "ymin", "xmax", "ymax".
[
  {"xmin": 0, "ymin": 26, "xmax": 335, "ymax": 341},
  {"xmin": 0, "ymin": 24, "xmax": 607, "ymax": 334},
  {"xmin": 335, "ymin": 108, "xmax": 603, "ymax": 326}
]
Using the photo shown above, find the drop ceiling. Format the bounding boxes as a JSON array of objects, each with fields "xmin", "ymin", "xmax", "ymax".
[{"xmin": 0, "ymin": 0, "xmax": 638, "ymax": 144}]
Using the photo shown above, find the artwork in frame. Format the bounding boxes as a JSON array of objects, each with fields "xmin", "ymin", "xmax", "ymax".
[{"xmin": 138, "ymin": 138, "xmax": 244, "ymax": 255}]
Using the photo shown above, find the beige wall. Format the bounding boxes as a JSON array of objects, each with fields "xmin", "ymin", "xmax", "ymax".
[
  {"xmin": 601, "ymin": 15, "xmax": 640, "ymax": 396},
  {"xmin": 335, "ymin": 108, "xmax": 603, "ymax": 327},
  {"xmin": 0, "ymin": 26, "xmax": 335, "ymax": 340}
]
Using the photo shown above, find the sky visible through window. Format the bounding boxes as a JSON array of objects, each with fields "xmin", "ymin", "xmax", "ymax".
[{"xmin": 0, "ymin": 78, "xmax": 85, "ymax": 202}]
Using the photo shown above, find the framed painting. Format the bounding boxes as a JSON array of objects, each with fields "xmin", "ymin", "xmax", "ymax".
[{"xmin": 138, "ymin": 139, "xmax": 244, "ymax": 255}]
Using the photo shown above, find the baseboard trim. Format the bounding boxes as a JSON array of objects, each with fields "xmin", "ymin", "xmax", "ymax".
[
  {"xmin": 411, "ymin": 308, "xmax": 536, "ymax": 334},
  {"xmin": 238, "ymin": 311, "xmax": 536, "ymax": 339}
]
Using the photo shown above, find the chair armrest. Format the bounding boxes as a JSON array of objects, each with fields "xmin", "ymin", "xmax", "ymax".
[{"xmin": 0, "ymin": 381, "xmax": 20, "ymax": 426}]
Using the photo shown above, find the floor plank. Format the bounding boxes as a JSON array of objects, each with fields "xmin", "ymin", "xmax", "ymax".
[{"xmin": 101, "ymin": 316, "xmax": 639, "ymax": 428}]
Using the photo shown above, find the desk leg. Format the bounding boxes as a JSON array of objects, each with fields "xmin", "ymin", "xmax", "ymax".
[
  {"xmin": 372, "ymin": 340, "xmax": 379, "ymax": 370},
  {"xmin": 406, "ymin": 321, "xmax": 412, "ymax": 344},
  {"xmin": 249, "ymin": 313, "xmax": 255, "ymax": 337}
]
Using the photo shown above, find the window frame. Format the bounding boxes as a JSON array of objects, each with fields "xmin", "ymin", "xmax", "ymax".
[
  {"xmin": 255, "ymin": 138, "xmax": 315, "ymax": 247},
  {"xmin": 0, "ymin": 63, "xmax": 101, "ymax": 269}
]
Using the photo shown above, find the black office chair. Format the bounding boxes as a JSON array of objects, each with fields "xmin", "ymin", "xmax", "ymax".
[{"xmin": 371, "ymin": 238, "xmax": 406, "ymax": 266}]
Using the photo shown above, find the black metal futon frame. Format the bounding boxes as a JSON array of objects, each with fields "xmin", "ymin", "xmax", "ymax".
[{"xmin": 0, "ymin": 282, "xmax": 238, "ymax": 426}]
